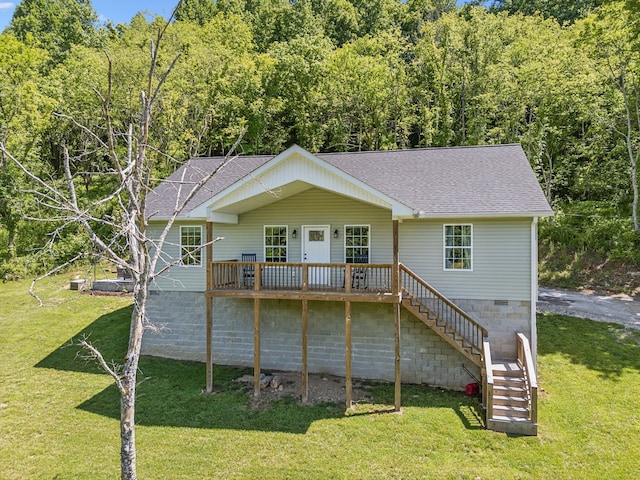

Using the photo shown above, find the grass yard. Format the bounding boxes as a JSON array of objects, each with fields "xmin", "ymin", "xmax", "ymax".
[{"xmin": 1, "ymin": 277, "xmax": 639, "ymax": 479}]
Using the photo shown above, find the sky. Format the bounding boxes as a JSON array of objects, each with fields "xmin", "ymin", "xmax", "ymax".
[{"xmin": 0, "ymin": 1, "xmax": 181, "ymax": 32}]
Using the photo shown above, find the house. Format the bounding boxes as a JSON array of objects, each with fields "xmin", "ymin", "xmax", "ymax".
[{"xmin": 143, "ymin": 144, "xmax": 552, "ymax": 435}]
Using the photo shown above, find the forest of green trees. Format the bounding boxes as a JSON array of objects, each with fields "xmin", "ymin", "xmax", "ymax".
[{"xmin": 1, "ymin": 0, "xmax": 639, "ymax": 284}]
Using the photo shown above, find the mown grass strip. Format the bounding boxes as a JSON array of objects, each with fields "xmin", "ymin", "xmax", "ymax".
[{"xmin": 1, "ymin": 277, "xmax": 639, "ymax": 479}]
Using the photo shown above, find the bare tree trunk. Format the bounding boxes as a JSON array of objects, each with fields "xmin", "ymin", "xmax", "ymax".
[
  {"xmin": 543, "ymin": 149, "xmax": 554, "ymax": 205},
  {"xmin": 0, "ymin": 4, "xmax": 246, "ymax": 479},
  {"xmin": 632, "ymin": 149, "xmax": 639, "ymax": 234},
  {"xmin": 120, "ymin": 288, "xmax": 145, "ymax": 479},
  {"xmin": 619, "ymin": 71, "xmax": 640, "ymax": 234},
  {"xmin": 120, "ymin": 380, "xmax": 137, "ymax": 479}
]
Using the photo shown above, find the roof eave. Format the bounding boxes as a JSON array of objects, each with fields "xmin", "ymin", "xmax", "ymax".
[{"xmin": 396, "ymin": 210, "xmax": 554, "ymax": 220}]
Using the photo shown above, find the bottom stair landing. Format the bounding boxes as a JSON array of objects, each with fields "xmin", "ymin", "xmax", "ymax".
[{"xmin": 487, "ymin": 360, "xmax": 537, "ymax": 436}]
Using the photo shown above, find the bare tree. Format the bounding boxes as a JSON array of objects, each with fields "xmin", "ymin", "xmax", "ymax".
[
  {"xmin": 587, "ymin": 3, "xmax": 640, "ymax": 235},
  {"xmin": 0, "ymin": 3, "xmax": 244, "ymax": 478},
  {"xmin": 615, "ymin": 63, "xmax": 640, "ymax": 234}
]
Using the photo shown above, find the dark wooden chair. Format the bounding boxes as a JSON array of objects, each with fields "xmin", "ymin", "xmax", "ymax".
[
  {"xmin": 241, "ymin": 253, "xmax": 257, "ymax": 287},
  {"xmin": 351, "ymin": 254, "xmax": 368, "ymax": 289}
]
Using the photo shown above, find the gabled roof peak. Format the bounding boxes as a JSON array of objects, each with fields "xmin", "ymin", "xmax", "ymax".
[{"xmin": 146, "ymin": 144, "xmax": 553, "ymax": 221}]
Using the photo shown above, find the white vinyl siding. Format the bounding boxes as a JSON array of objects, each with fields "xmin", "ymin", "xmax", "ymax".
[
  {"xmin": 213, "ymin": 188, "xmax": 392, "ymax": 264},
  {"xmin": 148, "ymin": 221, "xmax": 208, "ymax": 291},
  {"xmin": 399, "ymin": 218, "xmax": 532, "ymax": 300},
  {"xmin": 149, "ymin": 192, "xmax": 533, "ymax": 301},
  {"xmin": 149, "ymin": 189, "xmax": 392, "ymax": 292},
  {"xmin": 210, "ymin": 153, "xmax": 394, "ymax": 213}
]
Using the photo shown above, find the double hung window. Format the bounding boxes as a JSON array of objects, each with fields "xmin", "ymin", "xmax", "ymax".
[
  {"xmin": 264, "ymin": 226, "xmax": 288, "ymax": 262},
  {"xmin": 345, "ymin": 225, "xmax": 370, "ymax": 262},
  {"xmin": 444, "ymin": 224, "xmax": 472, "ymax": 270},
  {"xmin": 180, "ymin": 226, "xmax": 203, "ymax": 266}
]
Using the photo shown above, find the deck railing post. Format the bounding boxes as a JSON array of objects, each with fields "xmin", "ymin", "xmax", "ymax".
[
  {"xmin": 483, "ymin": 337, "xmax": 493, "ymax": 421},
  {"xmin": 345, "ymin": 264, "xmax": 351, "ymax": 293},
  {"xmin": 254, "ymin": 262, "xmax": 261, "ymax": 291},
  {"xmin": 302, "ymin": 264, "xmax": 308, "ymax": 292},
  {"xmin": 392, "ymin": 220, "xmax": 399, "ymax": 297}
]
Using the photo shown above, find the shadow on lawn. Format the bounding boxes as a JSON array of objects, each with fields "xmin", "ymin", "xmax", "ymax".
[
  {"xmin": 35, "ymin": 306, "xmax": 343, "ymax": 433},
  {"xmin": 35, "ymin": 306, "xmax": 483, "ymax": 434},
  {"xmin": 357, "ymin": 383, "xmax": 484, "ymax": 431},
  {"xmin": 538, "ymin": 313, "xmax": 640, "ymax": 378},
  {"xmin": 35, "ymin": 305, "xmax": 132, "ymax": 374},
  {"xmin": 76, "ymin": 362, "xmax": 346, "ymax": 434}
]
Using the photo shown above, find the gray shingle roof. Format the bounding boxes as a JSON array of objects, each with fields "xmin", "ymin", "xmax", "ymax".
[{"xmin": 146, "ymin": 144, "xmax": 552, "ymax": 219}]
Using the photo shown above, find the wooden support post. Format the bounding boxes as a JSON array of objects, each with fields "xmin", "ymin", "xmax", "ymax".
[
  {"xmin": 394, "ymin": 301, "xmax": 401, "ymax": 412},
  {"xmin": 205, "ymin": 222, "xmax": 213, "ymax": 393},
  {"xmin": 345, "ymin": 300, "xmax": 352, "ymax": 408},
  {"xmin": 392, "ymin": 219, "xmax": 399, "ymax": 295},
  {"xmin": 253, "ymin": 297, "xmax": 261, "ymax": 397},
  {"xmin": 302, "ymin": 299, "xmax": 309, "ymax": 403},
  {"xmin": 205, "ymin": 296, "xmax": 213, "ymax": 392},
  {"xmin": 392, "ymin": 219, "xmax": 401, "ymax": 411}
]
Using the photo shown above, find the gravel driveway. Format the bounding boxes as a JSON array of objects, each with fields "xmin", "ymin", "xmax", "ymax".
[{"xmin": 537, "ymin": 287, "xmax": 640, "ymax": 329}]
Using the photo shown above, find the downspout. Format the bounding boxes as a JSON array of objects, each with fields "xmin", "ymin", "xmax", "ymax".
[{"xmin": 530, "ymin": 217, "xmax": 539, "ymax": 365}]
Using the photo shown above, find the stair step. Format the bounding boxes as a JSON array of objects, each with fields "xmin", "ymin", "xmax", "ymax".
[
  {"xmin": 491, "ymin": 414, "xmax": 532, "ymax": 423},
  {"xmin": 493, "ymin": 384, "xmax": 527, "ymax": 395},
  {"xmin": 493, "ymin": 375, "xmax": 526, "ymax": 387},
  {"xmin": 493, "ymin": 404, "xmax": 530, "ymax": 418},
  {"xmin": 493, "ymin": 394, "xmax": 529, "ymax": 406},
  {"xmin": 488, "ymin": 416, "xmax": 537, "ymax": 436},
  {"xmin": 492, "ymin": 361, "xmax": 523, "ymax": 376}
]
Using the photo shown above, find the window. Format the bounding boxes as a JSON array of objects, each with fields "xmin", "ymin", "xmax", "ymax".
[
  {"xmin": 308, "ymin": 229, "xmax": 324, "ymax": 242},
  {"xmin": 264, "ymin": 226, "xmax": 287, "ymax": 262},
  {"xmin": 345, "ymin": 225, "xmax": 370, "ymax": 262},
  {"xmin": 444, "ymin": 224, "xmax": 472, "ymax": 270},
  {"xmin": 180, "ymin": 226, "xmax": 202, "ymax": 266}
]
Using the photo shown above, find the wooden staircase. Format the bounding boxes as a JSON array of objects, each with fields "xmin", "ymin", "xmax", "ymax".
[
  {"xmin": 487, "ymin": 360, "xmax": 538, "ymax": 435},
  {"xmin": 399, "ymin": 264, "xmax": 486, "ymax": 368},
  {"xmin": 401, "ymin": 296, "xmax": 483, "ymax": 366},
  {"xmin": 399, "ymin": 264, "xmax": 538, "ymax": 436}
]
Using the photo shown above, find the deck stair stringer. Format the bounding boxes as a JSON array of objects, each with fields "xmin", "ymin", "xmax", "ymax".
[
  {"xmin": 401, "ymin": 297, "xmax": 482, "ymax": 367},
  {"xmin": 399, "ymin": 264, "xmax": 485, "ymax": 368}
]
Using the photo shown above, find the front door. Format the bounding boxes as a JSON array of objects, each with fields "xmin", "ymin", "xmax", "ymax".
[{"xmin": 302, "ymin": 225, "xmax": 331, "ymax": 285}]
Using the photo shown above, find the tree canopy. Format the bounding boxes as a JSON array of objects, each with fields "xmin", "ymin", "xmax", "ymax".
[{"xmin": 2, "ymin": 0, "xmax": 640, "ymax": 275}]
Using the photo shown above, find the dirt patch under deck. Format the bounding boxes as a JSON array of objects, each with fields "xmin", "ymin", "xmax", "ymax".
[{"xmin": 235, "ymin": 372, "xmax": 375, "ymax": 408}]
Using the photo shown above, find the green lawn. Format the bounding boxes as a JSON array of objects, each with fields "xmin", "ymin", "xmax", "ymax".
[{"xmin": 1, "ymin": 277, "xmax": 639, "ymax": 479}]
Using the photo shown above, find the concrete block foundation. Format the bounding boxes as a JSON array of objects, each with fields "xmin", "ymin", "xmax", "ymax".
[{"xmin": 143, "ymin": 291, "xmax": 532, "ymax": 391}]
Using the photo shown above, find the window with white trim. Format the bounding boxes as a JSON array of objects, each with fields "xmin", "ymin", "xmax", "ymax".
[
  {"xmin": 264, "ymin": 226, "xmax": 288, "ymax": 262},
  {"xmin": 345, "ymin": 225, "xmax": 370, "ymax": 262},
  {"xmin": 444, "ymin": 224, "xmax": 472, "ymax": 270},
  {"xmin": 180, "ymin": 226, "xmax": 202, "ymax": 266}
]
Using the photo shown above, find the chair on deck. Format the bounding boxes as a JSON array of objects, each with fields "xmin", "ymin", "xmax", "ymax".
[
  {"xmin": 351, "ymin": 254, "xmax": 368, "ymax": 289},
  {"xmin": 241, "ymin": 253, "xmax": 257, "ymax": 287}
]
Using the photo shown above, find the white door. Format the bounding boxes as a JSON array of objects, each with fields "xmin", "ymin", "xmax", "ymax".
[{"xmin": 302, "ymin": 225, "xmax": 331, "ymax": 285}]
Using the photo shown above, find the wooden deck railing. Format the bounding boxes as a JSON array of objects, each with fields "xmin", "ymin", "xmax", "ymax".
[
  {"xmin": 483, "ymin": 337, "xmax": 494, "ymax": 421},
  {"xmin": 399, "ymin": 264, "xmax": 488, "ymax": 356},
  {"xmin": 211, "ymin": 261, "xmax": 393, "ymax": 294},
  {"xmin": 516, "ymin": 333, "xmax": 538, "ymax": 424}
]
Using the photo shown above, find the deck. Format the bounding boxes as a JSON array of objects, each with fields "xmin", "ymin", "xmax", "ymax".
[{"xmin": 207, "ymin": 261, "xmax": 399, "ymax": 303}]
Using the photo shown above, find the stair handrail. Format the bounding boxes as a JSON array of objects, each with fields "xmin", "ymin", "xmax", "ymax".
[
  {"xmin": 399, "ymin": 263, "xmax": 488, "ymax": 354},
  {"xmin": 516, "ymin": 333, "xmax": 538, "ymax": 424},
  {"xmin": 483, "ymin": 337, "xmax": 494, "ymax": 421}
]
